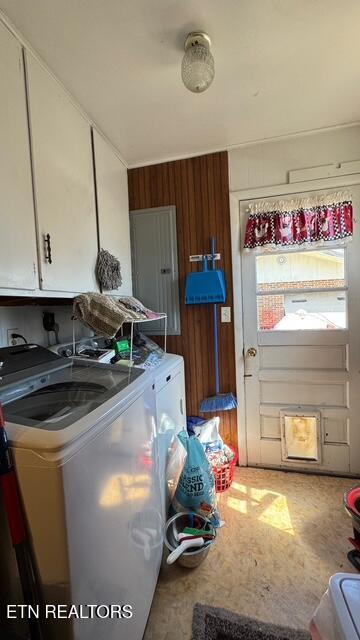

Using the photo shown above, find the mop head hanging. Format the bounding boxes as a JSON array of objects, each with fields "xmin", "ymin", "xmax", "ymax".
[
  {"xmin": 200, "ymin": 392, "xmax": 237, "ymax": 413},
  {"xmin": 96, "ymin": 248, "xmax": 122, "ymax": 290}
]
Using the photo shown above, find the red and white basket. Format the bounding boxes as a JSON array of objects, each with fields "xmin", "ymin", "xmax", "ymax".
[{"xmin": 212, "ymin": 445, "xmax": 238, "ymax": 493}]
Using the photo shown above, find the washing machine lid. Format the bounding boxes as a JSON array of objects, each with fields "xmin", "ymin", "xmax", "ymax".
[
  {"xmin": 329, "ymin": 573, "xmax": 360, "ymax": 640},
  {"xmin": 1, "ymin": 359, "xmax": 143, "ymax": 431},
  {"xmin": 0, "ymin": 354, "xmax": 150, "ymax": 453},
  {"xmin": 0, "ymin": 344, "xmax": 63, "ymax": 382}
]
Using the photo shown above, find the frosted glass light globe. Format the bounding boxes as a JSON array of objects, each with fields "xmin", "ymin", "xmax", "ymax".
[{"xmin": 181, "ymin": 32, "xmax": 215, "ymax": 93}]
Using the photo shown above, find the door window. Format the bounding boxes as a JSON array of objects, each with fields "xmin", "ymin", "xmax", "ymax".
[{"xmin": 256, "ymin": 248, "xmax": 347, "ymax": 330}]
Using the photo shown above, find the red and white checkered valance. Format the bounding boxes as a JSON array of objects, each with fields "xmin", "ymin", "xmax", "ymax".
[{"xmin": 244, "ymin": 192, "xmax": 353, "ymax": 251}]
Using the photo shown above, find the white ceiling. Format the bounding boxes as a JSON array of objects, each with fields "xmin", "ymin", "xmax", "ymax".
[{"xmin": 1, "ymin": 0, "xmax": 360, "ymax": 167}]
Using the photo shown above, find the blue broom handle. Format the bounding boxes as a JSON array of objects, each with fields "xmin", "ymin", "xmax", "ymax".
[
  {"xmin": 214, "ymin": 303, "xmax": 220, "ymax": 395},
  {"xmin": 211, "ymin": 237, "xmax": 216, "ymax": 269},
  {"xmin": 211, "ymin": 237, "xmax": 221, "ymax": 394}
]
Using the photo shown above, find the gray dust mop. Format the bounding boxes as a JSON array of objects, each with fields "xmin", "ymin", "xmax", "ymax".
[{"xmin": 96, "ymin": 248, "xmax": 122, "ymax": 290}]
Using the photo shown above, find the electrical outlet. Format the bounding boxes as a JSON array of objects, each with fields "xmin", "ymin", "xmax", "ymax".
[
  {"xmin": 221, "ymin": 307, "xmax": 231, "ymax": 323},
  {"xmin": 7, "ymin": 328, "xmax": 21, "ymax": 346}
]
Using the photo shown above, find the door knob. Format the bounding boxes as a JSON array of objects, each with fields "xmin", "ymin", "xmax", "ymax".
[{"xmin": 246, "ymin": 347, "xmax": 257, "ymax": 358}]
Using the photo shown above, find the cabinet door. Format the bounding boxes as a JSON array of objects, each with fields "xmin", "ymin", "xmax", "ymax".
[
  {"xmin": 0, "ymin": 23, "xmax": 37, "ymax": 290},
  {"xmin": 93, "ymin": 130, "xmax": 132, "ymax": 295},
  {"xmin": 26, "ymin": 53, "xmax": 98, "ymax": 293}
]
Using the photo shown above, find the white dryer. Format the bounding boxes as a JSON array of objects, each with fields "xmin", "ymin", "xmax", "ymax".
[{"xmin": 154, "ymin": 354, "xmax": 187, "ymax": 519}]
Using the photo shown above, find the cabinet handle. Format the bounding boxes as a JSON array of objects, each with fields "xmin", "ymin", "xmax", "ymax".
[
  {"xmin": 180, "ymin": 398, "xmax": 184, "ymax": 415},
  {"xmin": 166, "ymin": 374, "xmax": 171, "ymax": 382},
  {"xmin": 44, "ymin": 233, "xmax": 52, "ymax": 264}
]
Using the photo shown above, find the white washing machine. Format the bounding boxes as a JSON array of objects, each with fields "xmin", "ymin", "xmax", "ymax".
[
  {"xmin": 311, "ymin": 573, "xmax": 360, "ymax": 640},
  {"xmin": 0, "ymin": 344, "xmax": 164, "ymax": 640}
]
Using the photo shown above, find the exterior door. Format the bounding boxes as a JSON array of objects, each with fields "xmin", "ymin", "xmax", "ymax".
[{"xmin": 241, "ymin": 185, "xmax": 360, "ymax": 475}]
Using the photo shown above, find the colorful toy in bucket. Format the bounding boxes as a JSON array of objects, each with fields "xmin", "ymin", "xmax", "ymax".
[{"xmin": 164, "ymin": 512, "xmax": 216, "ymax": 568}]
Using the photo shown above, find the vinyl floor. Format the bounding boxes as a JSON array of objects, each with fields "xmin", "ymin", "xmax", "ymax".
[{"xmin": 144, "ymin": 467, "xmax": 356, "ymax": 640}]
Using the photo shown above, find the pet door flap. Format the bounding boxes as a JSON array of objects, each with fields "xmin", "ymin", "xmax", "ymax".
[{"xmin": 280, "ymin": 411, "xmax": 321, "ymax": 462}]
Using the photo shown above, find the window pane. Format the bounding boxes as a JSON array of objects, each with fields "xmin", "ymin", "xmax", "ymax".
[
  {"xmin": 256, "ymin": 249, "xmax": 345, "ymax": 291},
  {"xmin": 257, "ymin": 291, "xmax": 346, "ymax": 330}
]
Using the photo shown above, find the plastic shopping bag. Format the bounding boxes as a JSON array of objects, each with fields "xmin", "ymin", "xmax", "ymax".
[
  {"xmin": 191, "ymin": 416, "xmax": 236, "ymax": 468},
  {"xmin": 192, "ymin": 416, "xmax": 224, "ymax": 453},
  {"xmin": 172, "ymin": 430, "xmax": 221, "ymax": 527}
]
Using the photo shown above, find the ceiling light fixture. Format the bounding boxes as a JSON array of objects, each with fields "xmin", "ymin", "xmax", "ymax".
[{"xmin": 181, "ymin": 32, "xmax": 215, "ymax": 93}]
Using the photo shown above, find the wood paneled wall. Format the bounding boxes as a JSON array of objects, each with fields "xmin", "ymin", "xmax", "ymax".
[{"xmin": 128, "ymin": 152, "xmax": 238, "ymax": 448}]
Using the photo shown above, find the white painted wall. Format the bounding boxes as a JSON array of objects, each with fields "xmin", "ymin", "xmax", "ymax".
[
  {"xmin": 0, "ymin": 306, "xmax": 91, "ymax": 348},
  {"xmin": 229, "ymin": 125, "xmax": 360, "ymax": 192}
]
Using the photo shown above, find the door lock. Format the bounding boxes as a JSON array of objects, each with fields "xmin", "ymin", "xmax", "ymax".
[{"xmin": 246, "ymin": 347, "xmax": 257, "ymax": 358}]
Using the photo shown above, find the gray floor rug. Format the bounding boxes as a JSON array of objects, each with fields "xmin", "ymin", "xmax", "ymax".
[{"xmin": 192, "ymin": 604, "xmax": 311, "ymax": 640}]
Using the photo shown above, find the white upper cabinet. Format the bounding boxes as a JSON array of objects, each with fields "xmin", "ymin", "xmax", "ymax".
[
  {"xmin": 93, "ymin": 130, "xmax": 132, "ymax": 296},
  {"xmin": 26, "ymin": 53, "xmax": 98, "ymax": 293},
  {"xmin": 0, "ymin": 23, "xmax": 37, "ymax": 290}
]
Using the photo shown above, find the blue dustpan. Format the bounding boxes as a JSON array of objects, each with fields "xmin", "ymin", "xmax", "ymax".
[{"xmin": 185, "ymin": 257, "xmax": 226, "ymax": 305}]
